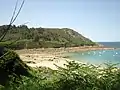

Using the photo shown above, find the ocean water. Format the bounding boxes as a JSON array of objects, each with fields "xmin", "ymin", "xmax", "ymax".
[
  {"xmin": 68, "ymin": 49, "xmax": 120, "ymax": 67},
  {"xmin": 67, "ymin": 42, "xmax": 120, "ymax": 67},
  {"xmin": 99, "ymin": 42, "xmax": 120, "ymax": 48}
]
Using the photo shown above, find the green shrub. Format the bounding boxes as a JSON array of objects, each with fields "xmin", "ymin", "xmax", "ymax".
[
  {"xmin": 0, "ymin": 48, "xmax": 31, "ymax": 86},
  {"xmin": 1, "ymin": 61, "xmax": 120, "ymax": 90}
]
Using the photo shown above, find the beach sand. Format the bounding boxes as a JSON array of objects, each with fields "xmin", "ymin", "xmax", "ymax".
[
  {"xmin": 15, "ymin": 47, "xmax": 114, "ymax": 70},
  {"xmin": 16, "ymin": 48, "xmax": 72, "ymax": 70}
]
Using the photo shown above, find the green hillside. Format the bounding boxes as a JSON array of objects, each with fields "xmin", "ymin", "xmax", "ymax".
[{"xmin": 0, "ymin": 25, "xmax": 96, "ymax": 49}]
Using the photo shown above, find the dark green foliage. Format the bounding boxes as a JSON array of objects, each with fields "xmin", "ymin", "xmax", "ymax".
[
  {"xmin": 0, "ymin": 40, "xmax": 26, "ymax": 50},
  {"xmin": 1, "ymin": 61, "xmax": 120, "ymax": 90},
  {"xmin": 0, "ymin": 25, "xmax": 97, "ymax": 49},
  {"xmin": 0, "ymin": 48, "xmax": 31, "ymax": 86}
]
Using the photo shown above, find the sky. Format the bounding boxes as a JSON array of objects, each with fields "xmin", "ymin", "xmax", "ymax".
[{"xmin": 0, "ymin": 0, "xmax": 120, "ymax": 42}]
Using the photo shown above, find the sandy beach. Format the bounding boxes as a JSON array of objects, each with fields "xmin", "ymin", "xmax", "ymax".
[
  {"xmin": 16, "ymin": 48, "xmax": 73, "ymax": 70},
  {"xmin": 15, "ymin": 46, "xmax": 114, "ymax": 70}
]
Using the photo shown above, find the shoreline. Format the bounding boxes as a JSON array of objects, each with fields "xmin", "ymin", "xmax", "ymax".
[
  {"xmin": 16, "ymin": 46, "xmax": 115, "ymax": 54},
  {"xmin": 15, "ymin": 46, "xmax": 116, "ymax": 70}
]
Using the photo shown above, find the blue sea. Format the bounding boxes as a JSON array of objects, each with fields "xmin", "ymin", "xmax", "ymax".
[
  {"xmin": 67, "ymin": 42, "xmax": 120, "ymax": 67},
  {"xmin": 99, "ymin": 42, "xmax": 120, "ymax": 48}
]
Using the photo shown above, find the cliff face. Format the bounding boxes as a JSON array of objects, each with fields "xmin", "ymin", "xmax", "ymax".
[{"xmin": 0, "ymin": 25, "xmax": 96, "ymax": 49}]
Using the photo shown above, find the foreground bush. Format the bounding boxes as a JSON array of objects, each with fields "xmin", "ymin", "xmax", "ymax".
[
  {"xmin": 54, "ymin": 61, "xmax": 120, "ymax": 90},
  {"xmin": 0, "ymin": 48, "xmax": 31, "ymax": 86},
  {"xmin": 1, "ymin": 61, "xmax": 120, "ymax": 90}
]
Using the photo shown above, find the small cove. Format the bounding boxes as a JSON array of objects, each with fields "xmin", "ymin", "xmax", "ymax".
[{"xmin": 67, "ymin": 49, "xmax": 120, "ymax": 67}]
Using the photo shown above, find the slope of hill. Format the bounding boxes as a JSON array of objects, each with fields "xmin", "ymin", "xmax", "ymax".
[{"xmin": 0, "ymin": 25, "xmax": 97, "ymax": 49}]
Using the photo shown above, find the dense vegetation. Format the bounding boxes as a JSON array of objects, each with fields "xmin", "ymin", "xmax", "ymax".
[
  {"xmin": 0, "ymin": 25, "xmax": 96, "ymax": 49},
  {"xmin": 0, "ymin": 60, "xmax": 120, "ymax": 90},
  {"xmin": 0, "ymin": 48, "xmax": 31, "ymax": 86}
]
